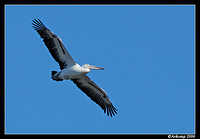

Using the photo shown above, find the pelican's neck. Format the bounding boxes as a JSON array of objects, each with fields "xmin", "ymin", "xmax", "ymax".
[{"xmin": 81, "ymin": 64, "xmax": 91, "ymax": 73}]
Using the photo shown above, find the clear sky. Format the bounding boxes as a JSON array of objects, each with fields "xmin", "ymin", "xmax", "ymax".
[{"xmin": 5, "ymin": 5, "xmax": 195, "ymax": 134}]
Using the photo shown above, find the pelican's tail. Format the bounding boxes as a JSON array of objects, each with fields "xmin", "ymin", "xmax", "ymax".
[{"xmin": 51, "ymin": 71, "xmax": 63, "ymax": 81}]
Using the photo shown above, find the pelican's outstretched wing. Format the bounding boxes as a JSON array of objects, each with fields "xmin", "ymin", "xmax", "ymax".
[
  {"xmin": 71, "ymin": 75, "xmax": 117, "ymax": 117},
  {"xmin": 32, "ymin": 18, "xmax": 76, "ymax": 69}
]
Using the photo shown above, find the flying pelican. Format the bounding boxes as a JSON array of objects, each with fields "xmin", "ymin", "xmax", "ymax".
[{"xmin": 32, "ymin": 19, "xmax": 117, "ymax": 117}]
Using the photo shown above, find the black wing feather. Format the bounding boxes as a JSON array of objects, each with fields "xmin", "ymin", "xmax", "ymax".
[
  {"xmin": 32, "ymin": 18, "xmax": 76, "ymax": 69},
  {"xmin": 71, "ymin": 75, "xmax": 117, "ymax": 117}
]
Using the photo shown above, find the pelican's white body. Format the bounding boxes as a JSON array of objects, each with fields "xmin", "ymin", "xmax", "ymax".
[{"xmin": 58, "ymin": 64, "xmax": 90, "ymax": 79}]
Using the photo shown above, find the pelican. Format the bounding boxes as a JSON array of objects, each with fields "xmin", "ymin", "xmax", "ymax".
[{"xmin": 32, "ymin": 19, "xmax": 117, "ymax": 117}]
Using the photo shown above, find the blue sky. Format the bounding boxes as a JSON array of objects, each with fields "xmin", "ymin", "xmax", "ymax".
[{"xmin": 5, "ymin": 5, "xmax": 195, "ymax": 134}]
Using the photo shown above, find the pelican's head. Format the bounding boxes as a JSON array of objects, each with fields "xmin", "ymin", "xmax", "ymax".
[{"xmin": 82, "ymin": 64, "xmax": 106, "ymax": 70}]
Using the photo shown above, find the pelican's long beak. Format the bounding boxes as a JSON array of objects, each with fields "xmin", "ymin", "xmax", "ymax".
[{"xmin": 87, "ymin": 65, "xmax": 106, "ymax": 70}]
